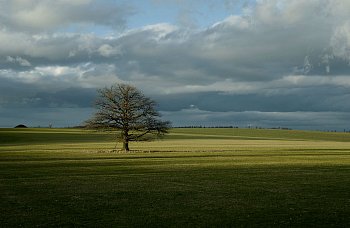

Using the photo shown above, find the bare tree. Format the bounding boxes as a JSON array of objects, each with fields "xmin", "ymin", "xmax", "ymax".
[{"xmin": 85, "ymin": 84, "xmax": 171, "ymax": 151}]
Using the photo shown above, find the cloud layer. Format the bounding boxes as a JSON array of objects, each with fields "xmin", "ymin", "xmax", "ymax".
[{"xmin": 0, "ymin": 0, "xmax": 350, "ymax": 129}]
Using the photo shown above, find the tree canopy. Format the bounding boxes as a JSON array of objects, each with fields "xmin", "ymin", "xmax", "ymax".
[{"xmin": 86, "ymin": 83, "xmax": 171, "ymax": 151}]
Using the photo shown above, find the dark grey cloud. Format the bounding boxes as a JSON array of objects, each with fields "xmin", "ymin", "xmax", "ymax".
[
  {"xmin": 0, "ymin": 107, "xmax": 93, "ymax": 128},
  {"xmin": 155, "ymin": 86, "xmax": 350, "ymax": 113},
  {"xmin": 27, "ymin": 88, "xmax": 96, "ymax": 108},
  {"xmin": 163, "ymin": 109, "xmax": 350, "ymax": 130},
  {"xmin": 1, "ymin": 0, "xmax": 350, "ymax": 130}
]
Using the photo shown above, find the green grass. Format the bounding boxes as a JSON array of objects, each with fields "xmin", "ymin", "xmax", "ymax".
[{"xmin": 1, "ymin": 128, "xmax": 350, "ymax": 227}]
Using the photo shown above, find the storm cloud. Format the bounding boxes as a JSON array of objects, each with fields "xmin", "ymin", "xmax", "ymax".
[{"xmin": 0, "ymin": 0, "xmax": 350, "ymax": 129}]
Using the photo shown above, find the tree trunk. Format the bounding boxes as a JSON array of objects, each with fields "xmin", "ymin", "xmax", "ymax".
[
  {"xmin": 122, "ymin": 140, "xmax": 129, "ymax": 151},
  {"xmin": 121, "ymin": 129, "xmax": 130, "ymax": 152}
]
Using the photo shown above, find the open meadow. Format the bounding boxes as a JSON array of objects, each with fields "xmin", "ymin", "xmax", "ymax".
[{"xmin": 1, "ymin": 128, "xmax": 350, "ymax": 227}]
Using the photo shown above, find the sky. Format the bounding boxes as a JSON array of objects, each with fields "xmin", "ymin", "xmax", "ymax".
[{"xmin": 0, "ymin": 0, "xmax": 350, "ymax": 130}]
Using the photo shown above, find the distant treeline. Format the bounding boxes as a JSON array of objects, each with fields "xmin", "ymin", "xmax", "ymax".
[
  {"xmin": 174, "ymin": 126, "xmax": 237, "ymax": 129},
  {"xmin": 174, "ymin": 126, "xmax": 350, "ymax": 133},
  {"xmin": 173, "ymin": 126, "xmax": 293, "ymax": 130}
]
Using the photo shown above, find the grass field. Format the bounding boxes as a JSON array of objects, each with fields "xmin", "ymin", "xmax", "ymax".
[{"xmin": 1, "ymin": 128, "xmax": 350, "ymax": 227}]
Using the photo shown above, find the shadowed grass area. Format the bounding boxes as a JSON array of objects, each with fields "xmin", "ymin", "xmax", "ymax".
[
  {"xmin": 0, "ymin": 128, "xmax": 115, "ymax": 145},
  {"xmin": 1, "ymin": 128, "xmax": 350, "ymax": 227}
]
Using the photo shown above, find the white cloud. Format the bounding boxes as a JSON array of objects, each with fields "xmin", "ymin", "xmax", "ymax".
[
  {"xmin": 98, "ymin": 44, "xmax": 122, "ymax": 57},
  {"xmin": 6, "ymin": 56, "xmax": 31, "ymax": 66},
  {"xmin": 0, "ymin": 63, "xmax": 122, "ymax": 89},
  {"xmin": 212, "ymin": 15, "xmax": 252, "ymax": 29},
  {"xmin": 331, "ymin": 21, "xmax": 350, "ymax": 63}
]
